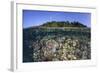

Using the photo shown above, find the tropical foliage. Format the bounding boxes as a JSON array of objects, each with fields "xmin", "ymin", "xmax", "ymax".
[{"xmin": 41, "ymin": 21, "xmax": 87, "ymax": 27}]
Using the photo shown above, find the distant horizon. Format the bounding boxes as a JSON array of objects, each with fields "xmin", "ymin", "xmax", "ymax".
[{"xmin": 23, "ymin": 10, "xmax": 91, "ymax": 28}]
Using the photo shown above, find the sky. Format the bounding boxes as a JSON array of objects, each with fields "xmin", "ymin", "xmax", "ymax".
[{"xmin": 23, "ymin": 10, "xmax": 91, "ymax": 28}]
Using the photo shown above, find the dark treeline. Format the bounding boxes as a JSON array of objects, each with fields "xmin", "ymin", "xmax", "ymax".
[{"xmin": 41, "ymin": 21, "xmax": 87, "ymax": 27}]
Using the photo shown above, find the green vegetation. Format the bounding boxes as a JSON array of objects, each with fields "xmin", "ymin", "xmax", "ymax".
[{"xmin": 41, "ymin": 21, "xmax": 87, "ymax": 27}]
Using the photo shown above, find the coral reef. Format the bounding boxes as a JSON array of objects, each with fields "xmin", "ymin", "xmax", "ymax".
[
  {"xmin": 23, "ymin": 28, "xmax": 91, "ymax": 62},
  {"xmin": 32, "ymin": 36, "xmax": 90, "ymax": 62}
]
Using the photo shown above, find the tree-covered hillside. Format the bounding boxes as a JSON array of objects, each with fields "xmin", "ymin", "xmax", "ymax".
[{"xmin": 41, "ymin": 21, "xmax": 87, "ymax": 27}]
